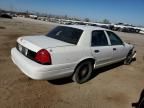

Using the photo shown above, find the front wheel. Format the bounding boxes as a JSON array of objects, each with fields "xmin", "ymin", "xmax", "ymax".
[
  {"xmin": 124, "ymin": 50, "xmax": 136, "ymax": 65},
  {"xmin": 72, "ymin": 61, "xmax": 93, "ymax": 84}
]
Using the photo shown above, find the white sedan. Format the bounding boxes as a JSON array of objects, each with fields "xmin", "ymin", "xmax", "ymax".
[{"xmin": 11, "ymin": 25, "xmax": 136, "ymax": 83}]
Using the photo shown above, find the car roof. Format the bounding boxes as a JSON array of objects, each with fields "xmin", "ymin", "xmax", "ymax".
[{"xmin": 62, "ymin": 25, "xmax": 108, "ymax": 31}]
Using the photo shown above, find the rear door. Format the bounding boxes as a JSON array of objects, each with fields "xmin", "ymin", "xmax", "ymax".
[
  {"xmin": 106, "ymin": 31, "xmax": 125, "ymax": 61},
  {"xmin": 91, "ymin": 30, "xmax": 113, "ymax": 66}
]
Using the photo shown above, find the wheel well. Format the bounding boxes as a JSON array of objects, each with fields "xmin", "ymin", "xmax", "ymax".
[
  {"xmin": 73, "ymin": 58, "xmax": 95, "ymax": 74},
  {"xmin": 79, "ymin": 58, "xmax": 95, "ymax": 65}
]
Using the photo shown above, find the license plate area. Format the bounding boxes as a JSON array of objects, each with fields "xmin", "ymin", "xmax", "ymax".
[{"xmin": 18, "ymin": 44, "xmax": 28, "ymax": 56}]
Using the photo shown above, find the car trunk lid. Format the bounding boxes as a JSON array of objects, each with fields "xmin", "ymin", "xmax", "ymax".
[{"xmin": 17, "ymin": 35, "xmax": 74, "ymax": 52}]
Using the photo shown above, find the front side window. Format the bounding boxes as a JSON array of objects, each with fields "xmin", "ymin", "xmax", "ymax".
[
  {"xmin": 46, "ymin": 26, "xmax": 83, "ymax": 44},
  {"xmin": 107, "ymin": 31, "xmax": 123, "ymax": 45},
  {"xmin": 91, "ymin": 30, "xmax": 108, "ymax": 46}
]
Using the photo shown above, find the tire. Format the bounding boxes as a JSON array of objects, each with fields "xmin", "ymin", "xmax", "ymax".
[
  {"xmin": 72, "ymin": 61, "xmax": 93, "ymax": 84},
  {"xmin": 124, "ymin": 50, "xmax": 133, "ymax": 65},
  {"xmin": 139, "ymin": 98, "xmax": 144, "ymax": 108}
]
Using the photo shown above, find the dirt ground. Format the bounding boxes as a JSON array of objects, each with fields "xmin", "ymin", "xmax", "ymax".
[{"xmin": 0, "ymin": 17, "xmax": 144, "ymax": 108}]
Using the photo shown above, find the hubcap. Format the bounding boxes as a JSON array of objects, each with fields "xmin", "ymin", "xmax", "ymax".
[{"xmin": 78, "ymin": 64, "xmax": 89, "ymax": 81}]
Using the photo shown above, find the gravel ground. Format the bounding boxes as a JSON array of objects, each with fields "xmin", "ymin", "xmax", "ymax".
[{"xmin": 0, "ymin": 17, "xmax": 144, "ymax": 108}]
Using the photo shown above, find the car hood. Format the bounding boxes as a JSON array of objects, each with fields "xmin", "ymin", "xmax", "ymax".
[{"xmin": 17, "ymin": 35, "xmax": 74, "ymax": 52}]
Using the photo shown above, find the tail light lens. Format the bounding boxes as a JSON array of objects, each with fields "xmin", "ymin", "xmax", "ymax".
[{"xmin": 35, "ymin": 49, "xmax": 51, "ymax": 65}]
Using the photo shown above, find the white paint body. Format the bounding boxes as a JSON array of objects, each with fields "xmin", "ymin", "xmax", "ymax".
[{"xmin": 11, "ymin": 25, "xmax": 134, "ymax": 80}]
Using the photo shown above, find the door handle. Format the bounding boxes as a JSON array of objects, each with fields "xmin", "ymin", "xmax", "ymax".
[
  {"xmin": 94, "ymin": 50, "xmax": 100, "ymax": 53},
  {"xmin": 113, "ymin": 48, "xmax": 117, "ymax": 51}
]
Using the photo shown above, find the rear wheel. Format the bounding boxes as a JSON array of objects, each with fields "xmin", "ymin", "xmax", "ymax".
[{"xmin": 72, "ymin": 61, "xmax": 93, "ymax": 84}]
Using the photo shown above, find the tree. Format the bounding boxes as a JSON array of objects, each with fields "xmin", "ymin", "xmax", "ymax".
[
  {"xmin": 102, "ymin": 19, "xmax": 111, "ymax": 24},
  {"xmin": 64, "ymin": 15, "xmax": 68, "ymax": 19},
  {"xmin": 84, "ymin": 18, "xmax": 90, "ymax": 22}
]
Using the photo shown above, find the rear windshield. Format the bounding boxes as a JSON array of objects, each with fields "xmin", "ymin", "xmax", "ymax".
[{"xmin": 46, "ymin": 26, "xmax": 83, "ymax": 44}]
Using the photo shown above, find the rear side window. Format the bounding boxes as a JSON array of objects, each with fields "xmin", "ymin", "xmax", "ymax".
[
  {"xmin": 91, "ymin": 30, "xmax": 108, "ymax": 46},
  {"xmin": 107, "ymin": 31, "xmax": 123, "ymax": 45},
  {"xmin": 46, "ymin": 26, "xmax": 83, "ymax": 44}
]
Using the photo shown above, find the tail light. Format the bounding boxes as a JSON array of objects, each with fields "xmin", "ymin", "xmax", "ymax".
[{"xmin": 35, "ymin": 49, "xmax": 51, "ymax": 65}]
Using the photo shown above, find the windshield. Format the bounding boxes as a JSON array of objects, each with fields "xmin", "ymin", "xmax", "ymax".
[{"xmin": 46, "ymin": 26, "xmax": 83, "ymax": 44}]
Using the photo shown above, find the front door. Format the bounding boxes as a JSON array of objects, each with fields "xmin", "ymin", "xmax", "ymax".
[{"xmin": 106, "ymin": 31, "xmax": 125, "ymax": 61}]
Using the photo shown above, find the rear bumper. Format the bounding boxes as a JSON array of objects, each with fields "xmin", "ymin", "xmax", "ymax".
[{"xmin": 11, "ymin": 48, "xmax": 74, "ymax": 80}]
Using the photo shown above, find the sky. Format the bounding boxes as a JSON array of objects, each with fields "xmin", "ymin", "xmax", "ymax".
[{"xmin": 0, "ymin": 0, "xmax": 144, "ymax": 26}]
